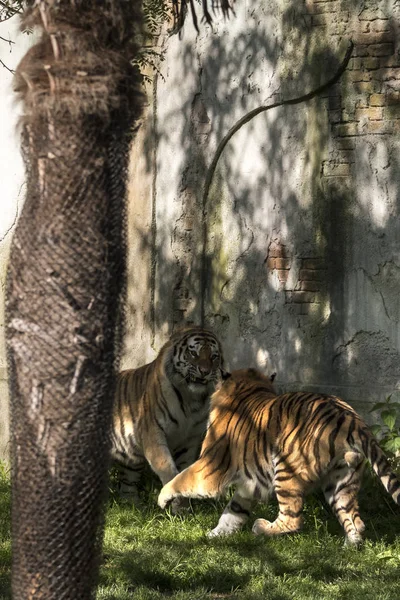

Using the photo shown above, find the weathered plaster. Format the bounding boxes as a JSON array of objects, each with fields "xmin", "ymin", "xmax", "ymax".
[
  {"xmin": 0, "ymin": 19, "xmax": 34, "ymax": 460},
  {"xmin": 125, "ymin": 0, "xmax": 400, "ymax": 419}
]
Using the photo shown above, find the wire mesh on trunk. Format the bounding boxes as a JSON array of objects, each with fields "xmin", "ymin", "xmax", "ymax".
[{"xmin": 6, "ymin": 2, "xmax": 143, "ymax": 598}]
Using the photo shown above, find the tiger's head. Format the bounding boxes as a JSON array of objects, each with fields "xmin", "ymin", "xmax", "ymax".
[{"xmin": 167, "ymin": 326, "xmax": 225, "ymax": 389}]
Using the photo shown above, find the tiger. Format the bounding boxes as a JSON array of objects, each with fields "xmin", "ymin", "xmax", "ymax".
[
  {"xmin": 111, "ymin": 325, "xmax": 225, "ymax": 512},
  {"xmin": 158, "ymin": 368, "xmax": 400, "ymax": 544}
]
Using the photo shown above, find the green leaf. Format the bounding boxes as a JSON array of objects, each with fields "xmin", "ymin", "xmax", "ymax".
[
  {"xmin": 370, "ymin": 402, "xmax": 389, "ymax": 412},
  {"xmin": 370, "ymin": 424, "xmax": 382, "ymax": 437},
  {"xmin": 385, "ymin": 437, "xmax": 400, "ymax": 454},
  {"xmin": 381, "ymin": 410, "xmax": 397, "ymax": 431}
]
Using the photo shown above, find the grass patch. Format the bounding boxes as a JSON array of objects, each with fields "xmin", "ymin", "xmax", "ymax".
[
  {"xmin": 1, "ymin": 467, "xmax": 400, "ymax": 599},
  {"xmin": 0, "ymin": 462, "xmax": 11, "ymax": 600}
]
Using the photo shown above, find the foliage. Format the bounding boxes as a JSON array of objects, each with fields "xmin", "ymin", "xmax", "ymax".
[
  {"xmin": 370, "ymin": 394, "xmax": 400, "ymax": 461},
  {"xmin": 0, "ymin": 461, "xmax": 11, "ymax": 600},
  {"xmin": 143, "ymin": 0, "xmax": 171, "ymax": 35},
  {"xmin": 0, "ymin": 0, "xmax": 23, "ymax": 23},
  {"xmin": 0, "ymin": 0, "xmax": 171, "ymax": 81}
]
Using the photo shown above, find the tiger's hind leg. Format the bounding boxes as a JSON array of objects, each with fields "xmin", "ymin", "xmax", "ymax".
[
  {"xmin": 208, "ymin": 484, "xmax": 256, "ymax": 537},
  {"xmin": 323, "ymin": 452, "xmax": 365, "ymax": 546},
  {"xmin": 253, "ymin": 482, "xmax": 305, "ymax": 537},
  {"xmin": 116, "ymin": 459, "xmax": 146, "ymax": 507}
]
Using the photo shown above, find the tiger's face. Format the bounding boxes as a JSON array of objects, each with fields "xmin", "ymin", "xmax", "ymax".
[{"xmin": 172, "ymin": 329, "xmax": 224, "ymax": 386}]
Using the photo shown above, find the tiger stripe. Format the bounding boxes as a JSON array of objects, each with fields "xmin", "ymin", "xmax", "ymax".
[
  {"xmin": 111, "ymin": 326, "xmax": 225, "ymax": 512},
  {"xmin": 158, "ymin": 368, "xmax": 400, "ymax": 543}
]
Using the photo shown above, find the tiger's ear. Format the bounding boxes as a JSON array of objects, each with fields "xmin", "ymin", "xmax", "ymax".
[
  {"xmin": 221, "ymin": 369, "xmax": 232, "ymax": 381},
  {"xmin": 215, "ymin": 369, "xmax": 231, "ymax": 391},
  {"xmin": 270, "ymin": 372, "xmax": 277, "ymax": 383}
]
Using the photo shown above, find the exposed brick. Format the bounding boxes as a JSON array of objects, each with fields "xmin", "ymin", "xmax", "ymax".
[
  {"xmin": 333, "ymin": 122, "xmax": 358, "ymax": 136},
  {"xmin": 266, "ymin": 257, "xmax": 290, "ymax": 270},
  {"xmin": 361, "ymin": 21, "xmax": 371, "ymax": 34},
  {"xmin": 268, "ymin": 242, "xmax": 290, "ymax": 259},
  {"xmin": 335, "ymin": 149, "xmax": 355, "ymax": 163},
  {"xmin": 312, "ymin": 1, "xmax": 339, "ymax": 13},
  {"xmin": 275, "ymin": 258, "xmax": 291, "ymax": 270},
  {"xmin": 341, "ymin": 110, "xmax": 354, "ymax": 122},
  {"xmin": 362, "ymin": 57, "xmax": 380, "ymax": 70},
  {"xmin": 298, "ymin": 303, "xmax": 314, "ymax": 315},
  {"xmin": 379, "ymin": 55, "xmax": 400, "ymax": 68},
  {"xmin": 361, "ymin": 120, "xmax": 392, "ymax": 134},
  {"xmin": 299, "ymin": 269, "xmax": 325, "ymax": 281},
  {"xmin": 359, "ymin": 9, "xmax": 390, "ymax": 21},
  {"xmin": 368, "ymin": 43, "xmax": 395, "ymax": 57},
  {"xmin": 387, "ymin": 91, "xmax": 400, "ymax": 105},
  {"xmin": 347, "ymin": 70, "xmax": 371, "ymax": 83},
  {"xmin": 285, "ymin": 291, "xmax": 316, "ymax": 304},
  {"xmin": 385, "ymin": 105, "xmax": 400, "ymax": 120},
  {"xmin": 372, "ymin": 68, "xmax": 400, "ymax": 82},
  {"xmin": 354, "ymin": 81, "xmax": 382, "ymax": 94},
  {"xmin": 277, "ymin": 270, "xmax": 290, "ymax": 284},
  {"xmin": 322, "ymin": 162, "xmax": 351, "ymax": 177},
  {"xmin": 355, "ymin": 107, "xmax": 383, "ymax": 121},
  {"xmin": 335, "ymin": 138, "xmax": 356, "ymax": 150},
  {"xmin": 371, "ymin": 19, "xmax": 392, "ymax": 34},
  {"xmin": 302, "ymin": 258, "xmax": 326, "ymax": 270},
  {"xmin": 300, "ymin": 280, "xmax": 321, "ymax": 292},
  {"xmin": 356, "ymin": 98, "xmax": 369, "ymax": 109},
  {"xmin": 328, "ymin": 110, "xmax": 342, "ymax": 123},
  {"xmin": 356, "ymin": 32, "xmax": 394, "ymax": 45},
  {"xmin": 348, "ymin": 58, "xmax": 362, "ymax": 70},
  {"xmin": 353, "ymin": 45, "xmax": 370, "ymax": 57},
  {"xmin": 184, "ymin": 216, "xmax": 194, "ymax": 230},
  {"xmin": 369, "ymin": 93, "xmax": 386, "ymax": 106}
]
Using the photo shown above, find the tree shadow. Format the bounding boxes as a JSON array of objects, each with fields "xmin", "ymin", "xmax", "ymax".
[{"xmin": 123, "ymin": 0, "xmax": 400, "ymax": 418}]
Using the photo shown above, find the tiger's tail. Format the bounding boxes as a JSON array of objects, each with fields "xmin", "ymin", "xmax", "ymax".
[{"xmin": 358, "ymin": 426, "xmax": 400, "ymax": 505}]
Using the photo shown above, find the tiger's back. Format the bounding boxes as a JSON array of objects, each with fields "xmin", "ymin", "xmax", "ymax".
[
  {"xmin": 159, "ymin": 368, "xmax": 400, "ymax": 543},
  {"xmin": 111, "ymin": 326, "xmax": 225, "ymax": 507}
]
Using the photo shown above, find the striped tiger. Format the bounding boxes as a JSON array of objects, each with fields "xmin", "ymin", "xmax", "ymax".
[
  {"xmin": 158, "ymin": 368, "xmax": 400, "ymax": 544},
  {"xmin": 111, "ymin": 326, "xmax": 225, "ymax": 511}
]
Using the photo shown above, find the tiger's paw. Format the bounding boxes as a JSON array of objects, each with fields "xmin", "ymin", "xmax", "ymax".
[
  {"xmin": 158, "ymin": 490, "xmax": 172, "ymax": 509},
  {"xmin": 252, "ymin": 518, "xmax": 273, "ymax": 536},
  {"xmin": 170, "ymin": 496, "xmax": 190, "ymax": 515},
  {"xmin": 118, "ymin": 487, "xmax": 143, "ymax": 510},
  {"xmin": 207, "ymin": 525, "xmax": 237, "ymax": 538},
  {"xmin": 344, "ymin": 532, "xmax": 364, "ymax": 548}
]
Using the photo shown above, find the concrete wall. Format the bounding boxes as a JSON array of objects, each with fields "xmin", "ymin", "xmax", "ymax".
[
  {"xmin": 123, "ymin": 0, "xmax": 400, "ymax": 416},
  {"xmin": 1, "ymin": 2, "xmax": 399, "ymax": 459},
  {"xmin": 0, "ymin": 17, "xmax": 33, "ymax": 460}
]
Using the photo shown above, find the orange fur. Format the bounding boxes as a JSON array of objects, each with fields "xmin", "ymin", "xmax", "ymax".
[{"xmin": 159, "ymin": 368, "xmax": 400, "ymax": 543}]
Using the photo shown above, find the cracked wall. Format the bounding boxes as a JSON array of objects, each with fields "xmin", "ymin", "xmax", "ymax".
[
  {"xmin": 2, "ymin": 3, "xmax": 400, "ymax": 460},
  {"xmin": 122, "ymin": 0, "xmax": 400, "ymax": 418},
  {"xmin": 0, "ymin": 19, "xmax": 33, "ymax": 460}
]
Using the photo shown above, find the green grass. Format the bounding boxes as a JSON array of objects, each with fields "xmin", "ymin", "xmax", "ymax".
[
  {"xmin": 0, "ymin": 462, "xmax": 11, "ymax": 600},
  {"xmin": 1, "ymin": 467, "xmax": 400, "ymax": 600}
]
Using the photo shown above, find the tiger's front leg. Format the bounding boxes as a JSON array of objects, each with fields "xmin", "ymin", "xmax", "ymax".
[
  {"xmin": 143, "ymin": 433, "xmax": 179, "ymax": 486},
  {"xmin": 158, "ymin": 455, "xmax": 230, "ymax": 509}
]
